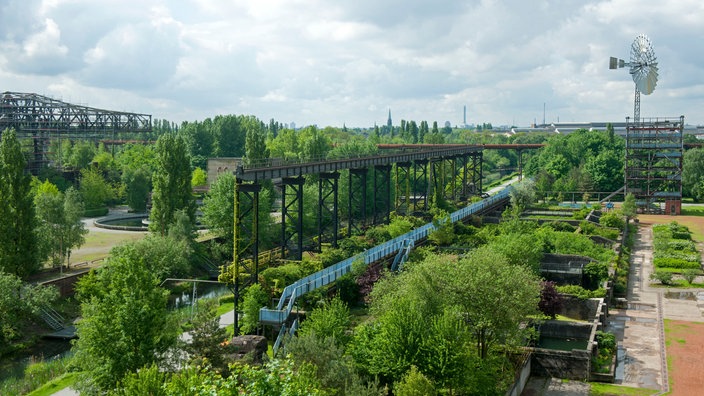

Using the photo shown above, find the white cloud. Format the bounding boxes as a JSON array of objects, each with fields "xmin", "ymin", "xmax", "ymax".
[{"xmin": 0, "ymin": 0, "xmax": 701, "ymax": 127}]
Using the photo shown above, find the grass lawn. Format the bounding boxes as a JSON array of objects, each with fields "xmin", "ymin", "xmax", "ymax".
[
  {"xmin": 680, "ymin": 206, "xmax": 704, "ymax": 216},
  {"xmin": 26, "ymin": 372, "xmax": 79, "ymax": 396},
  {"xmin": 70, "ymin": 230, "xmax": 146, "ymax": 263},
  {"xmin": 589, "ymin": 382, "xmax": 658, "ymax": 396}
]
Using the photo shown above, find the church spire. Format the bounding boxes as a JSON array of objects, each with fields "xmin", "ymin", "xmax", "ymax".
[{"xmin": 387, "ymin": 109, "xmax": 392, "ymax": 128}]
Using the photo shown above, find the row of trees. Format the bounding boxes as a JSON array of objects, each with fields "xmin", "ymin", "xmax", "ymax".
[{"xmin": 525, "ymin": 126, "xmax": 624, "ymax": 193}]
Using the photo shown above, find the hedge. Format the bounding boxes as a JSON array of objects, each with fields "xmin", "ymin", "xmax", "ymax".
[{"xmin": 653, "ymin": 257, "xmax": 701, "ymax": 269}]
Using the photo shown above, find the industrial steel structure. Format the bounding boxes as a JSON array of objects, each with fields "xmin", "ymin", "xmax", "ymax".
[
  {"xmin": 0, "ymin": 91, "xmax": 152, "ymax": 173},
  {"xmin": 625, "ymin": 116, "xmax": 684, "ymax": 214},
  {"xmin": 224, "ymin": 146, "xmax": 484, "ymax": 334},
  {"xmin": 261, "ymin": 186, "xmax": 512, "ymax": 355}
]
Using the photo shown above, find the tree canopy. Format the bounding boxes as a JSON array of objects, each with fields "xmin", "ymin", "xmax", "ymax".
[
  {"xmin": 0, "ymin": 128, "xmax": 40, "ymax": 278},
  {"xmin": 149, "ymin": 133, "xmax": 195, "ymax": 236},
  {"xmin": 74, "ymin": 247, "xmax": 179, "ymax": 392}
]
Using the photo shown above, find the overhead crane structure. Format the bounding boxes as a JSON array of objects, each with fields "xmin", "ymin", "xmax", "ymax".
[
  {"xmin": 0, "ymin": 91, "xmax": 152, "ymax": 174},
  {"xmin": 226, "ymin": 146, "xmax": 483, "ymax": 334}
]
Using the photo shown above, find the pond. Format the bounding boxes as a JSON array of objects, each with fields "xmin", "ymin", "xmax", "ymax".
[
  {"xmin": 102, "ymin": 218, "xmax": 146, "ymax": 227},
  {"xmin": 537, "ymin": 336, "xmax": 589, "ymax": 351},
  {"xmin": 94, "ymin": 215, "xmax": 148, "ymax": 231},
  {"xmin": 170, "ymin": 282, "xmax": 230, "ymax": 310}
]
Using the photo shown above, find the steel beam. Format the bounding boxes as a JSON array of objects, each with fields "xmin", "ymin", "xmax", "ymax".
[
  {"xmin": 373, "ymin": 165, "xmax": 392, "ymax": 225},
  {"xmin": 220, "ymin": 180, "xmax": 260, "ymax": 336},
  {"xmin": 280, "ymin": 176, "xmax": 304, "ymax": 260},
  {"xmin": 318, "ymin": 172, "xmax": 339, "ymax": 250},
  {"xmin": 236, "ymin": 146, "xmax": 482, "ymax": 181},
  {"xmin": 348, "ymin": 168, "xmax": 367, "ymax": 235},
  {"xmin": 395, "ymin": 162, "xmax": 412, "ymax": 215},
  {"xmin": 413, "ymin": 160, "xmax": 428, "ymax": 212}
]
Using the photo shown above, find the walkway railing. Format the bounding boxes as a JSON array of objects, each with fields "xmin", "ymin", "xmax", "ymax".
[{"xmin": 260, "ymin": 187, "xmax": 512, "ymax": 328}]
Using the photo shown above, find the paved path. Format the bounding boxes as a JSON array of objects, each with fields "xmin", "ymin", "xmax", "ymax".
[{"xmin": 606, "ymin": 225, "xmax": 666, "ymax": 391}]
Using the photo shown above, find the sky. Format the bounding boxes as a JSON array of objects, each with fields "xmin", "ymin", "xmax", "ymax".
[{"xmin": 1, "ymin": 0, "xmax": 702, "ymax": 128}]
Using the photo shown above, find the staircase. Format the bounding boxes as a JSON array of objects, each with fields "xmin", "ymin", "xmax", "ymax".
[{"xmin": 39, "ymin": 307, "xmax": 65, "ymax": 331}]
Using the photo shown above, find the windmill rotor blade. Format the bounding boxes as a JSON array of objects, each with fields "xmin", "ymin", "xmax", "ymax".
[{"xmin": 628, "ymin": 34, "xmax": 657, "ymax": 95}]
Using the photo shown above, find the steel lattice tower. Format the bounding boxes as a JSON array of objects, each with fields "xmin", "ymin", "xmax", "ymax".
[{"xmin": 625, "ymin": 116, "xmax": 684, "ymax": 214}]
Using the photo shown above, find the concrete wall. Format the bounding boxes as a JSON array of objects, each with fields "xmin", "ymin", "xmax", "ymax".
[
  {"xmin": 40, "ymin": 268, "xmax": 92, "ymax": 297},
  {"xmin": 540, "ymin": 253, "xmax": 593, "ymax": 285},
  {"xmin": 531, "ymin": 348, "xmax": 592, "ymax": 380},
  {"xmin": 206, "ymin": 158, "xmax": 240, "ymax": 187},
  {"xmin": 557, "ymin": 296, "xmax": 602, "ymax": 321},
  {"xmin": 505, "ymin": 355, "xmax": 531, "ymax": 396},
  {"xmin": 540, "ymin": 320, "xmax": 593, "ymax": 339}
]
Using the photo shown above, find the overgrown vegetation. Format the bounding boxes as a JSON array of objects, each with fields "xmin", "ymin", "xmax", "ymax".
[
  {"xmin": 652, "ymin": 222, "xmax": 702, "ymax": 274},
  {"xmin": 593, "ymin": 331, "xmax": 616, "ymax": 373}
]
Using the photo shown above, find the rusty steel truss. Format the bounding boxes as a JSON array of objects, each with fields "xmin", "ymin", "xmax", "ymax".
[{"xmin": 0, "ymin": 91, "xmax": 152, "ymax": 173}]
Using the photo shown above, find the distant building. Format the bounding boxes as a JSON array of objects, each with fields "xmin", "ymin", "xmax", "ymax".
[
  {"xmin": 206, "ymin": 158, "xmax": 240, "ymax": 188},
  {"xmin": 387, "ymin": 109, "xmax": 392, "ymax": 128}
]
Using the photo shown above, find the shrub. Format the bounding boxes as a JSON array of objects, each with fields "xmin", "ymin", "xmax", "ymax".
[
  {"xmin": 650, "ymin": 270, "xmax": 673, "ymax": 285},
  {"xmin": 573, "ymin": 207, "xmax": 591, "ymax": 220},
  {"xmin": 83, "ymin": 207, "xmax": 109, "ymax": 217},
  {"xmin": 599, "ymin": 212, "xmax": 625, "ymax": 229},
  {"xmin": 682, "ymin": 269, "xmax": 700, "ymax": 285},
  {"xmin": 544, "ymin": 221, "xmax": 576, "ymax": 232},
  {"xmin": 556, "ymin": 285, "xmax": 606, "ymax": 299},
  {"xmin": 584, "ymin": 262, "xmax": 609, "ymax": 290},
  {"xmin": 539, "ymin": 281, "xmax": 563, "ymax": 319},
  {"xmin": 653, "ymin": 257, "xmax": 701, "ymax": 269}
]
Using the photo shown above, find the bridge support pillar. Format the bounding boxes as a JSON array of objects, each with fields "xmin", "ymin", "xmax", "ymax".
[
  {"xmin": 318, "ymin": 172, "xmax": 339, "ymax": 251},
  {"xmin": 395, "ymin": 162, "xmax": 412, "ymax": 215},
  {"xmin": 221, "ymin": 179, "xmax": 261, "ymax": 336},
  {"xmin": 413, "ymin": 160, "xmax": 428, "ymax": 212},
  {"xmin": 348, "ymin": 168, "xmax": 367, "ymax": 235},
  {"xmin": 281, "ymin": 176, "xmax": 304, "ymax": 260},
  {"xmin": 373, "ymin": 165, "xmax": 392, "ymax": 225}
]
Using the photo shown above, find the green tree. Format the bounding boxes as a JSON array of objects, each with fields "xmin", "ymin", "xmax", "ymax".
[
  {"xmin": 213, "ymin": 114, "xmax": 246, "ymax": 157},
  {"xmin": 244, "ymin": 116, "xmax": 269, "ymax": 164},
  {"xmin": 116, "ymin": 144, "xmax": 156, "ymax": 174},
  {"xmin": 34, "ymin": 180, "xmax": 65, "ymax": 267},
  {"xmin": 584, "ymin": 150, "xmax": 623, "ymax": 192},
  {"xmin": 73, "ymin": 251, "xmax": 179, "ymax": 392},
  {"xmin": 0, "ymin": 272, "xmax": 58, "ymax": 352},
  {"xmin": 299, "ymin": 297, "xmax": 350, "ymax": 346},
  {"xmin": 79, "ymin": 167, "xmax": 112, "ymax": 210},
  {"xmin": 108, "ymin": 234, "xmax": 192, "ymax": 280},
  {"xmin": 185, "ymin": 298, "xmax": 232, "ymax": 374},
  {"xmin": 394, "ymin": 366, "xmax": 437, "ymax": 396},
  {"xmin": 201, "ymin": 172, "xmax": 236, "ymax": 249},
  {"xmin": 509, "ymin": 179, "xmax": 536, "ymax": 212},
  {"xmin": 240, "ymin": 283, "xmax": 270, "ymax": 334},
  {"xmin": 111, "ymin": 363, "xmax": 166, "ymax": 396},
  {"xmin": 621, "ymin": 192, "xmax": 637, "ymax": 219},
  {"xmin": 34, "ymin": 186, "xmax": 88, "ymax": 267},
  {"xmin": 300, "ymin": 126, "xmax": 332, "ymax": 161},
  {"xmin": 0, "ymin": 128, "xmax": 40, "ymax": 278},
  {"xmin": 122, "ymin": 166, "xmax": 151, "ymax": 212},
  {"xmin": 452, "ymin": 247, "xmax": 541, "ymax": 358},
  {"xmin": 268, "ymin": 128, "xmax": 299, "ymax": 159},
  {"xmin": 150, "ymin": 133, "xmax": 195, "ymax": 236},
  {"xmin": 69, "ymin": 140, "xmax": 97, "ymax": 170},
  {"xmin": 57, "ymin": 186, "xmax": 88, "ymax": 269},
  {"xmin": 683, "ymin": 148, "xmax": 704, "ymax": 201},
  {"xmin": 191, "ymin": 167, "xmax": 207, "ymax": 187},
  {"xmin": 179, "ymin": 120, "xmax": 215, "ymax": 169}
]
